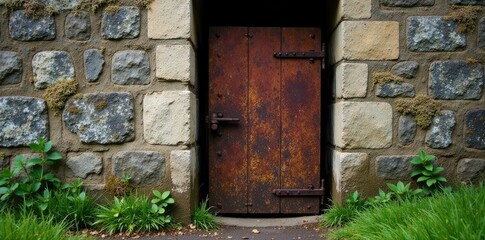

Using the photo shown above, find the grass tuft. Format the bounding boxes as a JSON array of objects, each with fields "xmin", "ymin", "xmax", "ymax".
[{"xmin": 193, "ymin": 198, "xmax": 219, "ymax": 231}]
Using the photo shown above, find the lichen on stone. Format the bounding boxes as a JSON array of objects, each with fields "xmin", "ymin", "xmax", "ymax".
[
  {"xmin": 445, "ymin": 6, "xmax": 482, "ymax": 33},
  {"xmin": 372, "ymin": 71, "xmax": 404, "ymax": 89},
  {"xmin": 134, "ymin": 0, "xmax": 153, "ymax": 8},
  {"xmin": 4, "ymin": 0, "xmax": 57, "ymax": 19},
  {"xmin": 42, "ymin": 79, "xmax": 78, "ymax": 115},
  {"xmin": 395, "ymin": 95, "xmax": 442, "ymax": 129},
  {"xmin": 73, "ymin": 0, "xmax": 117, "ymax": 13},
  {"xmin": 105, "ymin": 4, "xmax": 120, "ymax": 15}
]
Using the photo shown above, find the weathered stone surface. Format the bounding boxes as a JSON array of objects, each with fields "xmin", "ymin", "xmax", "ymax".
[
  {"xmin": 67, "ymin": 153, "xmax": 102, "ymax": 179},
  {"xmin": 429, "ymin": 61, "xmax": 484, "ymax": 100},
  {"xmin": 448, "ymin": 0, "xmax": 485, "ymax": 5},
  {"xmin": 65, "ymin": 11, "xmax": 90, "ymax": 41},
  {"xmin": 331, "ymin": 149, "xmax": 368, "ymax": 203},
  {"xmin": 0, "ymin": 97, "xmax": 48, "ymax": 147},
  {"xmin": 0, "ymin": 51, "xmax": 22, "ymax": 85},
  {"xmin": 425, "ymin": 110, "xmax": 456, "ymax": 149},
  {"xmin": 32, "ymin": 51, "xmax": 75, "ymax": 89},
  {"xmin": 84, "ymin": 49, "xmax": 104, "ymax": 82},
  {"xmin": 376, "ymin": 82, "xmax": 415, "ymax": 98},
  {"xmin": 102, "ymin": 6, "xmax": 140, "ymax": 39},
  {"xmin": 376, "ymin": 155, "xmax": 415, "ymax": 179},
  {"xmin": 457, "ymin": 159, "xmax": 485, "ymax": 185},
  {"xmin": 381, "ymin": 0, "xmax": 434, "ymax": 6},
  {"xmin": 9, "ymin": 10, "xmax": 55, "ymax": 41},
  {"xmin": 40, "ymin": 0, "xmax": 83, "ymax": 10},
  {"xmin": 391, "ymin": 61, "xmax": 419, "ymax": 78},
  {"xmin": 148, "ymin": 0, "xmax": 191, "ymax": 39},
  {"xmin": 144, "ymin": 91, "xmax": 195, "ymax": 145},
  {"xmin": 330, "ymin": 21, "xmax": 399, "ymax": 62},
  {"xmin": 332, "ymin": 102, "xmax": 393, "ymax": 149},
  {"xmin": 399, "ymin": 115, "xmax": 417, "ymax": 144},
  {"xmin": 338, "ymin": 0, "xmax": 372, "ymax": 19},
  {"xmin": 407, "ymin": 16, "xmax": 465, "ymax": 51},
  {"xmin": 112, "ymin": 50, "xmax": 150, "ymax": 85},
  {"xmin": 156, "ymin": 44, "xmax": 195, "ymax": 83},
  {"xmin": 479, "ymin": 17, "xmax": 485, "ymax": 50},
  {"xmin": 465, "ymin": 109, "xmax": 485, "ymax": 149},
  {"xmin": 63, "ymin": 92, "xmax": 134, "ymax": 144},
  {"xmin": 170, "ymin": 149, "xmax": 194, "ymax": 194},
  {"xmin": 113, "ymin": 151, "xmax": 164, "ymax": 185},
  {"xmin": 335, "ymin": 63, "xmax": 368, "ymax": 98}
]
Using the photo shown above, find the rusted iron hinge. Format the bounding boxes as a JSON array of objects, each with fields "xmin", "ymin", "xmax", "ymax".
[{"xmin": 273, "ymin": 180, "xmax": 324, "ymax": 197}]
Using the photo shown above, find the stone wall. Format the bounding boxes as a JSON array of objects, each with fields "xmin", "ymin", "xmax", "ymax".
[
  {"xmin": 328, "ymin": 0, "xmax": 485, "ymax": 203},
  {"xmin": 0, "ymin": 0, "xmax": 198, "ymax": 222}
]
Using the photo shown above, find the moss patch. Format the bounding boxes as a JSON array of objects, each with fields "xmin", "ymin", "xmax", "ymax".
[
  {"xmin": 104, "ymin": 4, "xmax": 120, "ymax": 15},
  {"xmin": 4, "ymin": 0, "xmax": 57, "ymax": 19},
  {"xmin": 372, "ymin": 72, "xmax": 404, "ymax": 89},
  {"xmin": 134, "ymin": 0, "xmax": 153, "ymax": 8},
  {"xmin": 105, "ymin": 174, "xmax": 133, "ymax": 197},
  {"xmin": 396, "ymin": 95, "xmax": 442, "ymax": 129},
  {"xmin": 42, "ymin": 79, "xmax": 78, "ymax": 116},
  {"xmin": 445, "ymin": 6, "xmax": 482, "ymax": 33}
]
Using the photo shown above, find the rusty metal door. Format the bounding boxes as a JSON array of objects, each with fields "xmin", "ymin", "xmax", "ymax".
[{"xmin": 208, "ymin": 27, "xmax": 322, "ymax": 214}]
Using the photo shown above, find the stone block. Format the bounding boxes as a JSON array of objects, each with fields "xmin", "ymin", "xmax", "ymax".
[
  {"xmin": 67, "ymin": 152, "xmax": 102, "ymax": 179},
  {"xmin": 381, "ymin": 0, "xmax": 434, "ymax": 6},
  {"xmin": 84, "ymin": 49, "xmax": 104, "ymax": 82},
  {"xmin": 331, "ymin": 21, "xmax": 399, "ymax": 62},
  {"xmin": 143, "ymin": 91, "xmax": 195, "ymax": 145},
  {"xmin": 391, "ymin": 61, "xmax": 419, "ymax": 79},
  {"xmin": 148, "ymin": 0, "xmax": 192, "ymax": 39},
  {"xmin": 65, "ymin": 11, "xmax": 90, "ymax": 41},
  {"xmin": 63, "ymin": 92, "xmax": 134, "ymax": 144},
  {"xmin": 0, "ymin": 51, "xmax": 22, "ymax": 85},
  {"xmin": 112, "ymin": 50, "xmax": 150, "ymax": 85},
  {"xmin": 338, "ymin": 0, "xmax": 372, "ymax": 19},
  {"xmin": 335, "ymin": 63, "xmax": 368, "ymax": 98},
  {"xmin": 112, "ymin": 151, "xmax": 165, "ymax": 185},
  {"xmin": 376, "ymin": 82, "xmax": 415, "ymax": 98},
  {"xmin": 429, "ymin": 61, "xmax": 484, "ymax": 100},
  {"xmin": 32, "ymin": 51, "xmax": 75, "ymax": 89},
  {"xmin": 376, "ymin": 155, "xmax": 415, "ymax": 179},
  {"xmin": 448, "ymin": 0, "xmax": 485, "ymax": 5},
  {"xmin": 9, "ymin": 10, "xmax": 55, "ymax": 41},
  {"xmin": 156, "ymin": 44, "xmax": 195, "ymax": 84},
  {"xmin": 425, "ymin": 110, "xmax": 456, "ymax": 149},
  {"xmin": 465, "ymin": 109, "xmax": 485, "ymax": 149},
  {"xmin": 331, "ymin": 149, "xmax": 368, "ymax": 202},
  {"xmin": 457, "ymin": 159, "xmax": 485, "ymax": 185},
  {"xmin": 0, "ymin": 97, "xmax": 48, "ymax": 147},
  {"xmin": 479, "ymin": 17, "xmax": 485, "ymax": 50},
  {"xmin": 102, "ymin": 6, "xmax": 140, "ymax": 39},
  {"xmin": 170, "ymin": 149, "xmax": 194, "ymax": 194},
  {"xmin": 399, "ymin": 115, "xmax": 417, "ymax": 144},
  {"xmin": 407, "ymin": 16, "xmax": 465, "ymax": 52},
  {"xmin": 332, "ymin": 102, "xmax": 392, "ymax": 149}
]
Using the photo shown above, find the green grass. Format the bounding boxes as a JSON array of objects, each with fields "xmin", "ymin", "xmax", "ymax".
[
  {"xmin": 0, "ymin": 211, "xmax": 92, "ymax": 240},
  {"xmin": 193, "ymin": 198, "xmax": 219, "ymax": 231},
  {"xmin": 321, "ymin": 204, "xmax": 360, "ymax": 227},
  {"xmin": 47, "ymin": 190, "xmax": 97, "ymax": 230},
  {"xmin": 328, "ymin": 185, "xmax": 485, "ymax": 240}
]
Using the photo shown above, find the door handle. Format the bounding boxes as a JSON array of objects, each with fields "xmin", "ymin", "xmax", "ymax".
[{"xmin": 210, "ymin": 113, "xmax": 239, "ymax": 131}]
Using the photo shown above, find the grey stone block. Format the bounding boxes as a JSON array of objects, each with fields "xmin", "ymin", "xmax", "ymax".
[
  {"xmin": 9, "ymin": 10, "xmax": 55, "ymax": 41},
  {"xmin": 0, "ymin": 51, "xmax": 22, "ymax": 85},
  {"xmin": 391, "ymin": 61, "xmax": 419, "ymax": 79},
  {"xmin": 63, "ymin": 92, "xmax": 135, "ymax": 144},
  {"xmin": 112, "ymin": 50, "xmax": 150, "ymax": 85},
  {"xmin": 425, "ymin": 110, "xmax": 456, "ymax": 149},
  {"xmin": 376, "ymin": 155, "xmax": 415, "ymax": 179},
  {"xmin": 429, "ymin": 61, "xmax": 484, "ymax": 100},
  {"xmin": 67, "ymin": 152, "xmax": 102, "ymax": 179},
  {"xmin": 465, "ymin": 109, "xmax": 485, "ymax": 149},
  {"xmin": 32, "ymin": 51, "xmax": 75, "ymax": 89},
  {"xmin": 457, "ymin": 158, "xmax": 485, "ymax": 185},
  {"xmin": 407, "ymin": 16, "xmax": 465, "ymax": 51},
  {"xmin": 399, "ymin": 116, "xmax": 417, "ymax": 144},
  {"xmin": 84, "ymin": 49, "xmax": 104, "ymax": 82},
  {"xmin": 112, "ymin": 151, "xmax": 165, "ymax": 185},
  {"xmin": 381, "ymin": 0, "xmax": 434, "ymax": 7},
  {"xmin": 448, "ymin": 0, "xmax": 485, "ymax": 5},
  {"xmin": 40, "ymin": 0, "xmax": 83, "ymax": 10},
  {"xmin": 0, "ymin": 97, "xmax": 48, "ymax": 147},
  {"xmin": 65, "ymin": 11, "xmax": 91, "ymax": 41},
  {"xmin": 101, "ymin": 6, "xmax": 140, "ymax": 39},
  {"xmin": 376, "ymin": 82, "xmax": 415, "ymax": 98},
  {"xmin": 479, "ymin": 17, "xmax": 485, "ymax": 50}
]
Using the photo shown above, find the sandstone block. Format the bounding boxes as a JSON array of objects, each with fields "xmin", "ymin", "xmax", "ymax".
[
  {"xmin": 331, "ymin": 149, "xmax": 368, "ymax": 203},
  {"xmin": 148, "ymin": 0, "xmax": 192, "ymax": 39},
  {"xmin": 170, "ymin": 149, "xmax": 194, "ymax": 193},
  {"xmin": 335, "ymin": 63, "xmax": 368, "ymax": 98},
  {"xmin": 156, "ymin": 44, "xmax": 195, "ymax": 84}
]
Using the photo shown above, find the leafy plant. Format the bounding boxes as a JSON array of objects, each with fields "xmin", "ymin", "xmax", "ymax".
[
  {"xmin": 0, "ymin": 138, "xmax": 62, "ymax": 211},
  {"xmin": 411, "ymin": 150, "xmax": 447, "ymax": 191},
  {"xmin": 367, "ymin": 189, "xmax": 393, "ymax": 206},
  {"xmin": 321, "ymin": 204, "xmax": 360, "ymax": 228},
  {"xmin": 94, "ymin": 190, "xmax": 175, "ymax": 234},
  {"xmin": 193, "ymin": 198, "xmax": 219, "ymax": 231},
  {"xmin": 386, "ymin": 181, "xmax": 422, "ymax": 201},
  {"xmin": 344, "ymin": 191, "xmax": 367, "ymax": 209}
]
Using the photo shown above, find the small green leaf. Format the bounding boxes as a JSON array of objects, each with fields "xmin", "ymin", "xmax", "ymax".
[
  {"xmin": 158, "ymin": 208, "xmax": 166, "ymax": 214},
  {"xmin": 424, "ymin": 164, "xmax": 434, "ymax": 171},
  {"xmin": 436, "ymin": 176, "xmax": 447, "ymax": 182},
  {"xmin": 32, "ymin": 182, "xmax": 41, "ymax": 192},
  {"xmin": 417, "ymin": 176, "xmax": 430, "ymax": 182},
  {"xmin": 0, "ymin": 187, "xmax": 8, "ymax": 194},
  {"xmin": 166, "ymin": 198, "xmax": 175, "ymax": 204},
  {"xmin": 26, "ymin": 158, "xmax": 42, "ymax": 167},
  {"xmin": 29, "ymin": 143, "xmax": 42, "ymax": 152},
  {"xmin": 410, "ymin": 157, "xmax": 424, "ymax": 164},
  {"xmin": 411, "ymin": 170, "xmax": 422, "ymax": 178},
  {"xmin": 161, "ymin": 191, "xmax": 170, "ymax": 199},
  {"xmin": 432, "ymin": 167, "xmax": 444, "ymax": 174},
  {"xmin": 47, "ymin": 152, "xmax": 62, "ymax": 160},
  {"xmin": 152, "ymin": 190, "xmax": 162, "ymax": 198},
  {"xmin": 44, "ymin": 141, "xmax": 53, "ymax": 152},
  {"xmin": 387, "ymin": 183, "xmax": 397, "ymax": 192},
  {"xmin": 426, "ymin": 178, "xmax": 437, "ymax": 187},
  {"xmin": 424, "ymin": 154, "xmax": 435, "ymax": 161}
]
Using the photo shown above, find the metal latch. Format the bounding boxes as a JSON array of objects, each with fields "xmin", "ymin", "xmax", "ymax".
[
  {"xmin": 273, "ymin": 180, "xmax": 324, "ymax": 197},
  {"xmin": 273, "ymin": 50, "xmax": 325, "ymax": 65},
  {"xmin": 208, "ymin": 112, "xmax": 239, "ymax": 136}
]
